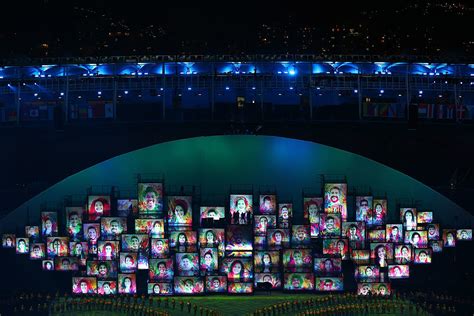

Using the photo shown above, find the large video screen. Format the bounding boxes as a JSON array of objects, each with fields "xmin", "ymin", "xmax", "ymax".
[
  {"xmin": 98, "ymin": 281, "xmax": 117, "ymax": 295},
  {"xmin": 324, "ymin": 183, "xmax": 347, "ymax": 220},
  {"xmin": 254, "ymin": 215, "xmax": 277, "ymax": 236},
  {"xmin": 226, "ymin": 226, "xmax": 253, "ymax": 251},
  {"xmin": 147, "ymin": 282, "xmax": 173, "ymax": 295},
  {"xmin": 83, "ymin": 223, "xmax": 100, "ymax": 245},
  {"xmin": 16, "ymin": 237, "xmax": 29, "ymax": 254},
  {"xmin": 314, "ymin": 258, "xmax": 342, "ymax": 276},
  {"xmin": 394, "ymin": 245, "xmax": 413, "ymax": 263},
  {"xmin": 230, "ymin": 195, "xmax": 253, "ymax": 225},
  {"xmin": 69, "ymin": 241, "xmax": 88, "ymax": 263},
  {"xmin": 457, "ymin": 229, "xmax": 472, "ymax": 241},
  {"xmin": 199, "ymin": 229, "xmax": 225, "ymax": 256},
  {"xmin": 119, "ymin": 252, "xmax": 138, "ymax": 273},
  {"xmin": 200, "ymin": 207, "xmax": 225, "ymax": 224},
  {"xmin": 278, "ymin": 203, "xmax": 293, "ymax": 228},
  {"xmin": 266, "ymin": 229, "xmax": 290, "ymax": 250},
  {"xmin": 101, "ymin": 217, "xmax": 127, "ymax": 240},
  {"xmin": 97, "ymin": 241, "xmax": 119, "ymax": 260},
  {"xmin": 168, "ymin": 196, "xmax": 193, "ymax": 227},
  {"xmin": 427, "ymin": 224, "xmax": 440, "ymax": 240},
  {"xmin": 41, "ymin": 212, "xmax": 58, "ymax": 237},
  {"xmin": 322, "ymin": 239, "xmax": 349, "ymax": 260},
  {"xmin": 72, "ymin": 277, "xmax": 97, "ymax": 294},
  {"xmin": 47, "ymin": 237, "xmax": 69, "ymax": 257},
  {"xmin": 368, "ymin": 199, "xmax": 387, "ymax": 226},
  {"xmin": 170, "ymin": 231, "xmax": 197, "ymax": 252},
  {"xmin": 385, "ymin": 224, "xmax": 403, "ymax": 242},
  {"xmin": 417, "ymin": 211, "xmax": 433, "ymax": 224},
  {"xmin": 254, "ymin": 273, "xmax": 281, "ymax": 289},
  {"xmin": 357, "ymin": 283, "xmax": 390, "ymax": 296},
  {"xmin": 315, "ymin": 277, "xmax": 343, "ymax": 291},
  {"xmin": 283, "ymin": 273, "xmax": 314, "ymax": 291},
  {"xmin": 87, "ymin": 260, "xmax": 118, "ymax": 279},
  {"xmin": 118, "ymin": 273, "xmax": 137, "ymax": 294},
  {"xmin": 404, "ymin": 230, "xmax": 428, "ymax": 248},
  {"xmin": 25, "ymin": 226, "xmax": 40, "ymax": 241},
  {"xmin": 135, "ymin": 219, "xmax": 164, "ymax": 238},
  {"xmin": 388, "ymin": 264, "xmax": 410, "ymax": 279},
  {"xmin": 414, "ymin": 249, "xmax": 432, "ymax": 264},
  {"xmin": 291, "ymin": 225, "xmax": 310, "ymax": 248},
  {"xmin": 87, "ymin": 196, "xmax": 111, "ymax": 221},
  {"xmin": 320, "ymin": 214, "xmax": 341, "ymax": 238},
  {"xmin": 355, "ymin": 196, "xmax": 372, "ymax": 222},
  {"xmin": 354, "ymin": 265, "xmax": 379, "ymax": 282},
  {"xmin": 259, "ymin": 194, "xmax": 277, "ymax": 215},
  {"xmin": 122, "ymin": 234, "xmax": 149, "ymax": 253},
  {"xmin": 149, "ymin": 258, "xmax": 174, "ymax": 281},
  {"xmin": 30, "ymin": 243, "xmax": 46, "ymax": 260},
  {"xmin": 205, "ymin": 276, "xmax": 227, "ymax": 293},
  {"xmin": 228, "ymin": 282, "xmax": 253, "ymax": 294},
  {"xmin": 174, "ymin": 277, "xmax": 204, "ymax": 294},
  {"xmin": 342, "ymin": 222, "xmax": 365, "ymax": 241},
  {"xmin": 138, "ymin": 183, "xmax": 163, "ymax": 216},
  {"xmin": 150, "ymin": 238, "xmax": 169, "ymax": 258},
  {"xmin": 282, "ymin": 249, "xmax": 312, "ymax": 272},
  {"xmin": 254, "ymin": 251, "xmax": 280, "ymax": 273},
  {"xmin": 220, "ymin": 258, "xmax": 253, "ymax": 282},
  {"xmin": 303, "ymin": 197, "xmax": 323, "ymax": 224},
  {"xmin": 400, "ymin": 208, "xmax": 417, "ymax": 231},
  {"xmin": 65, "ymin": 207, "xmax": 83, "ymax": 241},
  {"xmin": 2, "ymin": 234, "xmax": 15, "ymax": 248},
  {"xmin": 443, "ymin": 229, "xmax": 457, "ymax": 247},
  {"xmin": 55, "ymin": 257, "xmax": 80, "ymax": 271},
  {"xmin": 370, "ymin": 243, "xmax": 394, "ymax": 267},
  {"xmin": 176, "ymin": 253, "xmax": 199, "ymax": 276},
  {"xmin": 200, "ymin": 248, "xmax": 219, "ymax": 275},
  {"xmin": 117, "ymin": 199, "xmax": 138, "ymax": 217}
]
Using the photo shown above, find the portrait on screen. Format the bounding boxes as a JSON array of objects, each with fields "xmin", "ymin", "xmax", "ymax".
[
  {"xmin": 254, "ymin": 236, "xmax": 266, "ymax": 251},
  {"xmin": 176, "ymin": 253, "xmax": 199, "ymax": 276},
  {"xmin": 368, "ymin": 229, "xmax": 386, "ymax": 242},
  {"xmin": 138, "ymin": 183, "xmax": 163, "ymax": 215},
  {"xmin": 205, "ymin": 276, "xmax": 227, "ymax": 293},
  {"xmin": 135, "ymin": 219, "xmax": 164, "ymax": 238},
  {"xmin": 149, "ymin": 258, "xmax": 174, "ymax": 281},
  {"xmin": 429, "ymin": 240, "xmax": 443, "ymax": 253},
  {"xmin": 2, "ymin": 234, "xmax": 15, "ymax": 248},
  {"xmin": 457, "ymin": 229, "xmax": 472, "ymax": 241},
  {"xmin": 370, "ymin": 243, "xmax": 394, "ymax": 267},
  {"xmin": 404, "ymin": 230, "xmax": 428, "ymax": 248},
  {"xmin": 254, "ymin": 251, "xmax": 280, "ymax": 273},
  {"xmin": 324, "ymin": 183, "xmax": 347, "ymax": 220},
  {"xmin": 278, "ymin": 203, "xmax": 293, "ymax": 228},
  {"xmin": 120, "ymin": 252, "xmax": 138, "ymax": 273},
  {"xmin": 97, "ymin": 241, "xmax": 119, "ymax": 260},
  {"xmin": 394, "ymin": 245, "xmax": 413, "ymax": 263},
  {"xmin": 254, "ymin": 215, "xmax": 277, "ymax": 236},
  {"xmin": 30, "ymin": 243, "xmax": 46, "ymax": 260},
  {"xmin": 69, "ymin": 241, "xmax": 88, "ymax": 262},
  {"xmin": 55, "ymin": 257, "xmax": 79, "ymax": 271},
  {"xmin": 291, "ymin": 225, "xmax": 311, "ymax": 248},
  {"xmin": 414, "ymin": 249, "xmax": 432, "ymax": 264},
  {"xmin": 174, "ymin": 277, "xmax": 204, "ymax": 294},
  {"xmin": 42, "ymin": 260, "xmax": 54, "ymax": 271},
  {"xmin": 230, "ymin": 195, "xmax": 252, "ymax": 225},
  {"xmin": 137, "ymin": 252, "xmax": 149, "ymax": 270},
  {"xmin": 267, "ymin": 229, "xmax": 290, "ymax": 250},
  {"xmin": 259, "ymin": 194, "xmax": 276, "ymax": 215},
  {"xmin": 342, "ymin": 222, "xmax": 365, "ymax": 241},
  {"xmin": 303, "ymin": 197, "xmax": 322, "ymax": 224},
  {"xmin": 98, "ymin": 281, "xmax": 117, "ymax": 295},
  {"xmin": 417, "ymin": 211, "xmax": 433, "ymax": 224},
  {"xmin": 87, "ymin": 260, "xmax": 118, "ymax": 279},
  {"xmin": 388, "ymin": 265, "xmax": 409, "ymax": 279},
  {"xmin": 400, "ymin": 208, "xmax": 417, "ymax": 231},
  {"xmin": 87, "ymin": 195, "xmax": 111, "ymax": 221},
  {"xmin": 47, "ymin": 237, "xmax": 68, "ymax": 257},
  {"xmin": 168, "ymin": 196, "xmax": 192, "ymax": 227},
  {"xmin": 323, "ymin": 239, "xmax": 349, "ymax": 260},
  {"xmin": 200, "ymin": 207, "xmax": 225, "ymax": 225},
  {"xmin": 122, "ymin": 234, "xmax": 149, "ymax": 253},
  {"xmin": 355, "ymin": 196, "xmax": 372, "ymax": 222},
  {"xmin": 65, "ymin": 207, "xmax": 83, "ymax": 241},
  {"xmin": 101, "ymin": 217, "xmax": 127, "ymax": 240},
  {"xmin": 385, "ymin": 224, "xmax": 403, "ymax": 242},
  {"xmin": 368, "ymin": 199, "xmax": 386, "ymax": 226},
  {"xmin": 284, "ymin": 273, "xmax": 314, "ymax": 291},
  {"xmin": 283, "ymin": 249, "xmax": 312, "ymax": 272},
  {"xmin": 426, "ymin": 224, "xmax": 440, "ymax": 240},
  {"xmin": 228, "ymin": 282, "xmax": 253, "ymax": 294},
  {"xmin": 199, "ymin": 229, "xmax": 225, "ymax": 256},
  {"xmin": 255, "ymin": 273, "xmax": 281, "ymax": 289},
  {"xmin": 117, "ymin": 199, "xmax": 138, "ymax": 217},
  {"xmin": 200, "ymin": 248, "xmax": 218, "ymax": 275},
  {"xmin": 41, "ymin": 211, "xmax": 58, "ymax": 237},
  {"xmin": 25, "ymin": 226, "xmax": 40, "ymax": 241},
  {"xmin": 170, "ymin": 231, "xmax": 197, "ymax": 252},
  {"xmin": 118, "ymin": 274, "xmax": 137, "ymax": 294},
  {"xmin": 355, "ymin": 265, "xmax": 379, "ymax": 282},
  {"xmin": 72, "ymin": 277, "xmax": 97, "ymax": 294},
  {"xmin": 442, "ymin": 229, "xmax": 457, "ymax": 247},
  {"xmin": 357, "ymin": 283, "xmax": 390, "ymax": 296},
  {"xmin": 320, "ymin": 214, "xmax": 341, "ymax": 238},
  {"xmin": 221, "ymin": 258, "xmax": 253, "ymax": 282},
  {"xmin": 314, "ymin": 258, "xmax": 342, "ymax": 276},
  {"xmin": 226, "ymin": 225, "xmax": 253, "ymax": 251},
  {"xmin": 315, "ymin": 277, "xmax": 343, "ymax": 291},
  {"xmin": 350, "ymin": 250, "xmax": 370, "ymax": 263},
  {"xmin": 83, "ymin": 223, "xmax": 100, "ymax": 245},
  {"xmin": 150, "ymin": 238, "xmax": 169, "ymax": 258},
  {"xmin": 148, "ymin": 282, "xmax": 173, "ymax": 295}
]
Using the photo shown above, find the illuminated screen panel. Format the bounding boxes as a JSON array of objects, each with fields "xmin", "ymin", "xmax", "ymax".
[
  {"xmin": 254, "ymin": 236, "xmax": 266, "ymax": 251},
  {"xmin": 417, "ymin": 211, "xmax": 433, "ymax": 224},
  {"xmin": 400, "ymin": 208, "xmax": 417, "ymax": 231},
  {"xmin": 25, "ymin": 226, "xmax": 40, "ymax": 241},
  {"xmin": 117, "ymin": 199, "xmax": 138, "ymax": 217},
  {"xmin": 230, "ymin": 195, "xmax": 253, "ymax": 225},
  {"xmin": 228, "ymin": 282, "xmax": 253, "ymax": 294},
  {"xmin": 200, "ymin": 207, "xmax": 225, "ymax": 225},
  {"xmin": 46, "ymin": 237, "xmax": 69, "ymax": 257},
  {"xmin": 278, "ymin": 203, "xmax": 293, "ymax": 228},
  {"xmin": 354, "ymin": 265, "xmax": 380, "ymax": 282},
  {"xmin": 254, "ymin": 273, "xmax": 281, "ymax": 289},
  {"xmin": 98, "ymin": 281, "xmax": 117, "ymax": 295},
  {"xmin": 135, "ymin": 219, "xmax": 164, "ymax": 238},
  {"xmin": 176, "ymin": 253, "xmax": 199, "ymax": 276},
  {"xmin": 120, "ymin": 252, "xmax": 138, "ymax": 273},
  {"xmin": 100, "ymin": 217, "xmax": 127, "ymax": 240},
  {"xmin": 55, "ymin": 257, "xmax": 79, "ymax": 271},
  {"xmin": 198, "ymin": 229, "xmax": 225, "ymax": 257},
  {"xmin": 148, "ymin": 282, "xmax": 173, "ymax": 295},
  {"xmin": 72, "ymin": 277, "xmax": 97, "ymax": 295},
  {"xmin": 200, "ymin": 248, "xmax": 219, "ymax": 275},
  {"xmin": 220, "ymin": 258, "xmax": 254, "ymax": 282},
  {"xmin": 324, "ymin": 183, "xmax": 347, "ymax": 220},
  {"xmin": 414, "ymin": 249, "xmax": 432, "ymax": 264},
  {"xmin": 42, "ymin": 260, "xmax": 54, "ymax": 271},
  {"xmin": 320, "ymin": 214, "xmax": 341, "ymax": 238},
  {"xmin": 322, "ymin": 239, "xmax": 349, "ymax": 260},
  {"xmin": 226, "ymin": 226, "xmax": 253, "ymax": 251},
  {"xmin": 355, "ymin": 196, "xmax": 373, "ymax": 222},
  {"xmin": 87, "ymin": 196, "xmax": 111, "ymax": 221},
  {"xmin": 357, "ymin": 283, "xmax": 391, "ymax": 296},
  {"xmin": 205, "ymin": 276, "xmax": 227, "ymax": 293},
  {"xmin": 254, "ymin": 251, "xmax": 280, "ymax": 273},
  {"xmin": 149, "ymin": 258, "xmax": 174, "ymax": 281},
  {"xmin": 442, "ymin": 229, "xmax": 457, "ymax": 247},
  {"xmin": 314, "ymin": 257, "xmax": 342, "ymax": 276},
  {"xmin": 83, "ymin": 223, "xmax": 100, "ymax": 245},
  {"xmin": 283, "ymin": 273, "xmax": 314, "ymax": 291},
  {"xmin": 315, "ymin": 277, "xmax": 343, "ymax": 291},
  {"xmin": 174, "ymin": 277, "xmax": 204, "ymax": 295},
  {"xmin": 291, "ymin": 225, "xmax": 311, "ymax": 248},
  {"xmin": 388, "ymin": 264, "xmax": 410, "ymax": 279},
  {"xmin": 170, "ymin": 231, "xmax": 197, "ymax": 252},
  {"xmin": 404, "ymin": 230, "xmax": 428, "ymax": 248},
  {"xmin": 65, "ymin": 207, "xmax": 83, "ymax": 241},
  {"xmin": 370, "ymin": 243, "xmax": 394, "ymax": 267},
  {"xmin": 29, "ymin": 243, "xmax": 46, "ymax": 260},
  {"xmin": 2, "ymin": 234, "xmax": 15, "ymax": 248},
  {"xmin": 137, "ymin": 252, "xmax": 149, "ymax": 270},
  {"xmin": 167, "ymin": 196, "xmax": 192, "ymax": 227},
  {"xmin": 342, "ymin": 222, "xmax": 365, "ymax": 241},
  {"xmin": 394, "ymin": 245, "xmax": 413, "ymax": 264},
  {"xmin": 282, "ymin": 249, "xmax": 312, "ymax": 272},
  {"xmin": 368, "ymin": 229, "xmax": 386, "ymax": 242},
  {"xmin": 429, "ymin": 240, "xmax": 443, "ymax": 253},
  {"xmin": 254, "ymin": 215, "xmax": 277, "ymax": 236},
  {"xmin": 97, "ymin": 241, "xmax": 119, "ymax": 260},
  {"xmin": 266, "ymin": 229, "xmax": 290, "ymax": 250},
  {"xmin": 41, "ymin": 211, "xmax": 58, "ymax": 237},
  {"xmin": 118, "ymin": 274, "xmax": 137, "ymax": 294},
  {"xmin": 138, "ymin": 183, "xmax": 163, "ymax": 216},
  {"xmin": 350, "ymin": 250, "xmax": 370, "ymax": 264},
  {"xmin": 150, "ymin": 238, "xmax": 169, "ymax": 258},
  {"xmin": 303, "ymin": 197, "xmax": 323, "ymax": 224},
  {"xmin": 122, "ymin": 234, "xmax": 149, "ymax": 252},
  {"xmin": 259, "ymin": 194, "xmax": 277, "ymax": 215},
  {"xmin": 426, "ymin": 224, "xmax": 440, "ymax": 240},
  {"xmin": 69, "ymin": 242, "xmax": 88, "ymax": 263},
  {"xmin": 368, "ymin": 199, "xmax": 387, "ymax": 226},
  {"xmin": 385, "ymin": 224, "xmax": 403, "ymax": 242},
  {"xmin": 86, "ymin": 260, "xmax": 118, "ymax": 279},
  {"xmin": 457, "ymin": 229, "xmax": 472, "ymax": 241}
]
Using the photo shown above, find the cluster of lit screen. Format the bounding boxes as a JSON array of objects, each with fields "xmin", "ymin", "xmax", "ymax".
[{"xmin": 2, "ymin": 182, "xmax": 472, "ymax": 296}]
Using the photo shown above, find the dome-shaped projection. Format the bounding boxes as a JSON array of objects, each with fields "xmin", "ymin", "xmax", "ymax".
[{"xmin": 1, "ymin": 136, "xmax": 472, "ymax": 231}]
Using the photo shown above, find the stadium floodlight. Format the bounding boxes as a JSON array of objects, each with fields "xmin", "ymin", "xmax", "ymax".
[
  {"xmin": 354, "ymin": 89, "xmax": 358, "ymax": 93},
  {"xmin": 34, "ymin": 93, "xmax": 38, "ymax": 97},
  {"xmin": 419, "ymin": 90, "xmax": 423, "ymax": 94},
  {"xmin": 98, "ymin": 91, "xmax": 102, "ymax": 95},
  {"xmin": 289, "ymin": 87, "xmax": 294, "ymax": 90},
  {"xmin": 60, "ymin": 92, "xmax": 64, "ymax": 96},
  {"xmin": 124, "ymin": 91, "xmax": 129, "ymax": 95},
  {"xmin": 380, "ymin": 89, "xmax": 384, "ymax": 94},
  {"xmin": 225, "ymin": 87, "xmax": 230, "ymax": 90},
  {"xmin": 289, "ymin": 69, "xmax": 296, "ymax": 76},
  {"xmin": 252, "ymin": 87, "xmax": 256, "ymax": 90},
  {"xmin": 187, "ymin": 87, "xmax": 192, "ymax": 91}
]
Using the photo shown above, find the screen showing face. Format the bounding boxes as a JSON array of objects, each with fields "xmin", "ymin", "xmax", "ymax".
[
  {"xmin": 357, "ymin": 283, "xmax": 390, "ymax": 296},
  {"xmin": 150, "ymin": 238, "xmax": 169, "ymax": 258},
  {"xmin": 15, "ymin": 238, "xmax": 28, "ymax": 254},
  {"xmin": 266, "ymin": 229, "xmax": 290, "ymax": 250},
  {"xmin": 417, "ymin": 211, "xmax": 433, "ymax": 224},
  {"xmin": 101, "ymin": 217, "xmax": 127, "ymax": 240},
  {"xmin": 87, "ymin": 260, "xmax": 118, "ymax": 279},
  {"xmin": 200, "ymin": 248, "xmax": 218, "ymax": 275},
  {"xmin": 149, "ymin": 258, "xmax": 174, "ymax": 281},
  {"xmin": 98, "ymin": 281, "xmax": 117, "ymax": 295},
  {"xmin": 137, "ymin": 252, "xmax": 149, "ymax": 270},
  {"xmin": 342, "ymin": 222, "xmax": 365, "ymax": 241},
  {"xmin": 65, "ymin": 207, "xmax": 83, "ymax": 240},
  {"xmin": 355, "ymin": 265, "xmax": 380, "ymax": 281},
  {"xmin": 254, "ymin": 215, "xmax": 277, "ymax": 236},
  {"xmin": 2, "ymin": 234, "xmax": 15, "ymax": 248},
  {"xmin": 368, "ymin": 199, "xmax": 387, "ymax": 226},
  {"xmin": 278, "ymin": 203, "xmax": 293, "ymax": 228},
  {"xmin": 320, "ymin": 214, "xmax": 341, "ymax": 238},
  {"xmin": 355, "ymin": 196, "xmax": 372, "ymax": 222},
  {"xmin": 291, "ymin": 225, "xmax": 310, "ymax": 247},
  {"xmin": 174, "ymin": 277, "xmax": 204, "ymax": 295},
  {"xmin": 117, "ymin": 199, "xmax": 138, "ymax": 217},
  {"xmin": 168, "ymin": 196, "xmax": 192, "ymax": 226},
  {"xmin": 84, "ymin": 223, "xmax": 100, "ymax": 244},
  {"xmin": 47, "ymin": 237, "xmax": 69, "ymax": 257},
  {"xmin": 25, "ymin": 226, "xmax": 40, "ymax": 241},
  {"xmin": 230, "ymin": 195, "xmax": 253, "ymax": 225},
  {"xmin": 314, "ymin": 258, "xmax": 342, "ymax": 276},
  {"xmin": 429, "ymin": 241, "xmax": 443, "ymax": 253},
  {"xmin": 118, "ymin": 274, "xmax": 137, "ymax": 294},
  {"xmin": 457, "ymin": 229, "xmax": 472, "ymax": 241},
  {"xmin": 322, "ymin": 239, "xmax": 349, "ymax": 260},
  {"xmin": 42, "ymin": 260, "xmax": 54, "ymax": 271},
  {"xmin": 87, "ymin": 196, "xmax": 111, "ymax": 221},
  {"xmin": 368, "ymin": 230, "xmax": 386, "ymax": 242},
  {"xmin": 394, "ymin": 245, "xmax": 413, "ymax": 263},
  {"xmin": 254, "ymin": 251, "xmax": 280, "ymax": 273},
  {"xmin": 259, "ymin": 195, "xmax": 277, "ymax": 215},
  {"xmin": 72, "ymin": 277, "xmax": 97, "ymax": 294},
  {"xmin": 283, "ymin": 273, "xmax": 314, "ymax": 291},
  {"xmin": 122, "ymin": 234, "xmax": 149, "ymax": 253},
  {"xmin": 41, "ymin": 212, "xmax": 58, "ymax": 237},
  {"xmin": 176, "ymin": 253, "xmax": 199, "ymax": 276},
  {"xmin": 220, "ymin": 258, "xmax": 253, "ymax": 282},
  {"xmin": 388, "ymin": 265, "xmax": 410, "ymax": 279},
  {"xmin": 370, "ymin": 243, "xmax": 394, "ymax": 267},
  {"xmin": 200, "ymin": 207, "xmax": 225, "ymax": 224},
  {"xmin": 30, "ymin": 243, "xmax": 46, "ymax": 259},
  {"xmin": 254, "ymin": 273, "xmax": 281, "ymax": 289},
  {"xmin": 228, "ymin": 282, "xmax": 253, "ymax": 294},
  {"xmin": 170, "ymin": 231, "xmax": 197, "ymax": 252},
  {"xmin": 55, "ymin": 257, "xmax": 79, "ymax": 271},
  {"xmin": 404, "ymin": 230, "xmax": 428, "ymax": 248},
  {"xmin": 303, "ymin": 197, "xmax": 322, "ymax": 224},
  {"xmin": 443, "ymin": 229, "xmax": 457, "ymax": 247},
  {"xmin": 414, "ymin": 249, "xmax": 432, "ymax": 264},
  {"xmin": 315, "ymin": 277, "xmax": 343, "ymax": 291},
  {"xmin": 120, "ymin": 252, "xmax": 138, "ymax": 273},
  {"xmin": 400, "ymin": 208, "xmax": 417, "ymax": 231},
  {"xmin": 226, "ymin": 226, "xmax": 253, "ymax": 251},
  {"xmin": 135, "ymin": 219, "xmax": 164, "ymax": 238},
  {"xmin": 426, "ymin": 224, "xmax": 440, "ymax": 240},
  {"xmin": 199, "ymin": 229, "xmax": 225, "ymax": 256},
  {"xmin": 324, "ymin": 183, "xmax": 347, "ymax": 220},
  {"xmin": 148, "ymin": 282, "xmax": 173, "ymax": 295},
  {"xmin": 282, "ymin": 249, "xmax": 312, "ymax": 272},
  {"xmin": 205, "ymin": 276, "xmax": 227, "ymax": 293},
  {"xmin": 385, "ymin": 224, "xmax": 403, "ymax": 242},
  {"xmin": 97, "ymin": 241, "xmax": 119, "ymax": 260},
  {"xmin": 69, "ymin": 242, "xmax": 88, "ymax": 261},
  {"xmin": 138, "ymin": 183, "xmax": 163, "ymax": 215}
]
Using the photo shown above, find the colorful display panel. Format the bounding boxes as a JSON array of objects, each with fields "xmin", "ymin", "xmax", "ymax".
[
  {"xmin": 283, "ymin": 273, "xmax": 314, "ymax": 291},
  {"xmin": 254, "ymin": 251, "xmax": 280, "ymax": 273},
  {"xmin": 117, "ymin": 199, "xmax": 138, "ymax": 217},
  {"xmin": 394, "ymin": 245, "xmax": 413, "ymax": 264},
  {"xmin": 278, "ymin": 203, "xmax": 293, "ymax": 228},
  {"xmin": 226, "ymin": 226, "xmax": 253, "ymax": 251},
  {"xmin": 220, "ymin": 258, "xmax": 253, "ymax": 282},
  {"xmin": 98, "ymin": 281, "xmax": 117, "ymax": 295},
  {"xmin": 291, "ymin": 225, "xmax": 311, "ymax": 248},
  {"xmin": 357, "ymin": 283, "xmax": 391, "ymax": 296},
  {"xmin": 414, "ymin": 249, "xmax": 432, "ymax": 264},
  {"xmin": 457, "ymin": 229, "xmax": 472, "ymax": 241},
  {"xmin": 320, "ymin": 214, "xmax": 341, "ymax": 238},
  {"xmin": 388, "ymin": 264, "xmax": 410, "ymax": 279},
  {"xmin": 122, "ymin": 234, "xmax": 149, "ymax": 252},
  {"xmin": 282, "ymin": 249, "xmax": 312, "ymax": 272},
  {"xmin": 2, "ymin": 234, "xmax": 15, "ymax": 248},
  {"xmin": 101, "ymin": 217, "xmax": 127, "ymax": 240},
  {"xmin": 354, "ymin": 265, "xmax": 380, "ymax": 282},
  {"xmin": 404, "ymin": 230, "xmax": 428, "ymax": 248},
  {"xmin": 443, "ymin": 229, "xmax": 457, "ymax": 247},
  {"xmin": 86, "ymin": 260, "xmax": 118, "ymax": 279},
  {"xmin": 170, "ymin": 231, "xmax": 197, "ymax": 252},
  {"xmin": 30, "ymin": 243, "xmax": 46, "ymax": 259},
  {"xmin": 228, "ymin": 282, "xmax": 253, "ymax": 294},
  {"xmin": 385, "ymin": 224, "xmax": 403, "ymax": 242},
  {"xmin": 65, "ymin": 207, "xmax": 83, "ymax": 241},
  {"xmin": 72, "ymin": 277, "xmax": 97, "ymax": 294},
  {"xmin": 42, "ymin": 260, "xmax": 54, "ymax": 271},
  {"xmin": 26, "ymin": 226, "xmax": 40, "ymax": 241},
  {"xmin": 83, "ymin": 223, "xmax": 100, "ymax": 244},
  {"xmin": 15, "ymin": 237, "xmax": 29, "ymax": 254},
  {"xmin": 342, "ymin": 222, "xmax": 366, "ymax": 241},
  {"xmin": 254, "ymin": 273, "xmax": 281, "ymax": 289},
  {"xmin": 200, "ymin": 248, "xmax": 218, "ymax": 275},
  {"xmin": 368, "ymin": 199, "xmax": 387, "ymax": 226},
  {"xmin": 266, "ymin": 229, "xmax": 290, "ymax": 250},
  {"xmin": 149, "ymin": 258, "xmax": 174, "ymax": 281},
  {"xmin": 147, "ymin": 282, "xmax": 173, "ymax": 295},
  {"xmin": 199, "ymin": 229, "xmax": 225, "ymax": 256},
  {"xmin": 254, "ymin": 215, "xmax": 277, "ymax": 236},
  {"xmin": 426, "ymin": 224, "xmax": 440, "ymax": 240},
  {"xmin": 324, "ymin": 183, "xmax": 347, "ymax": 220},
  {"xmin": 400, "ymin": 208, "xmax": 417, "ymax": 231},
  {"xmin": 370, "ymin": 243, "xmax": 394, "ymax": 267},
  {"xmin": 322, "ymin": 239, "xmax": 349, "ymax": 260},
  {"xmin": 417, "ymin": 211, "xmax": 433, "ymax": 224},
  {"xmin": 303, "ymin": 197, "xmax": 323, "ymax": 224},
  {"xmin": 355, "ymin": 196, "xmax": 373, "ymax": 222},
  {"xmin": 47, "ymin": 237, "xmax": 69, "ymax": 257},
  {"xmin": 259, "ymin": 195, "xmax": 277, "ymax": 215},
  {"xmin": 200, "ymin": 207, "xmax": 225, "ymax": 224},
  {"xmin": 168, "ymin": 196, "xmax": 192, "ymax": 227},
  {"xmin": 174, "ymin": 277, "xmax": 204, "ymax": 294},
  {"xmin": 87, "ymin": 196, "xmax": 111, "ymax": 221},
  {"xmin": 205, "ymin": 276, "xmax": 227, "ymax": 293},
  {"xmin": 150, "ymin": 238, "xmax": 169, "ymax": 258},
  {"xmin": 55, "ymin": 257, "xmax": 80, "ymax": 271},
  {"xmin": 138, "ymin": 183, "xmax": 163, "ymax": 216},
  {"xmin": 315, "ymin": 277, "xmax": 343, "ymax": 291},
  {"xmin": 135, "ymin": 219, "xmax": 164, "ymax": 238},
  {"xmin": 230, "ymin": 195, "xmax": 253, "ymax": 225},
  {"xmin": 176, "ymin": 253, "xmax": 199, "ymax": 276},
  {"xmin": 97, "ymin": 241, "xmax": 119, "ymax": 260},
  {"xmin": 314, "ymin": 258, "xmax": 342, "ymax": 276},
  {"xmin": 118, "ymin": 274, "xmax": 137, "ymax": 294},
  {"xmin": 41, "ymin": 211, "xmax": 58, "ymax": 237},
  {"xmin": 120, "ymin": 252, "xmax": 138, "ymax": 273}
]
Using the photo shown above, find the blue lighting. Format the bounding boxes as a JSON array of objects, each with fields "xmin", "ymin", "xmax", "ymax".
[
  {"xmin": 225, "ymin": 86, "xmax": 230, "ymax": 90},
  {"xmin": 60, "ymin": 92, "xmax": 64, "ymax": 96},
  {"xmin": 289, "ymin": 87, "xmax": 294, "ymax": 90},
  {"xmin": 252, "ymin": 87, "xmax": 256, "ymax": 90},
  {"xmin": 288, "ymin": 69, "xmax": 296, "ymax": 76},
  {"xmin": 380, "ymin": 89, "xmax": 384, "ymax": 94},
  {"xmin": 419, "ymin": 90, "xmax": 423, "ymax": 94},
  {"xmin": 98, "ymin": 91, "xmax": 102, "ymax": 95},
  {"xmin": 124, "ymin": 90, "xmax": 129, "ymax": 95},
  {"xmin": 354, "ymin": 89, "xmax": 358, "ymax": 93},
  {"xmin": 187, "ymin": 87, "xmax": 192, "ymax": 91}
]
